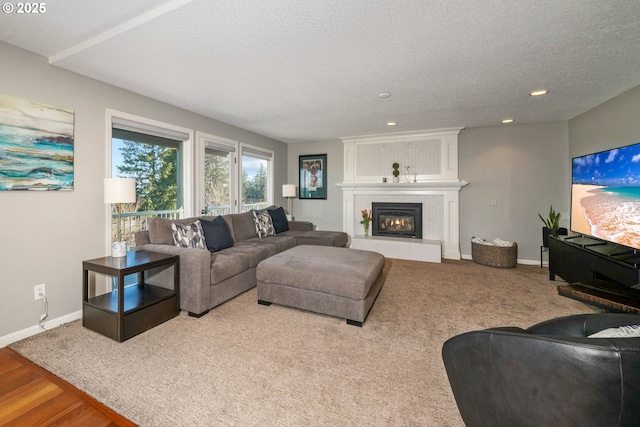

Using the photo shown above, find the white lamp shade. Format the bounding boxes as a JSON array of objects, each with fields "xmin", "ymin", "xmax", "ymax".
[
  {"xmin": 282, "ymin": 184, "xmax": 296, "ymax": 198},
  {"xmin": 104, "ymin": 178, "xmax": 136, "ymax": 204}
]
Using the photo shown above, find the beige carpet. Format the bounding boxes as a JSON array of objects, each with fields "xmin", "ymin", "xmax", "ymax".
[{"xmin": 10, "ymin": 259, "xmax": 598, "ymax": 426}]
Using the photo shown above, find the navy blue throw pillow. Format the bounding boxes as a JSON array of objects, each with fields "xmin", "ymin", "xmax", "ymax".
[
  {"xmin": 268, "ymin": 207, "xmax": 289, "ymax": 234},
  {"xmin": 200, "ymin": 216, "xmax": 234, "ymax": 252}
]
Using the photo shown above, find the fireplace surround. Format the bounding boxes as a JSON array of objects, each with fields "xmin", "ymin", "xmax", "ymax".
[
  {"xmin": 372, "ymin": 202, "xmax": 422, "ymax": 239},
  {"xmin": 338, "ymin": 128, "xmax": 469, "ymax": 260}
]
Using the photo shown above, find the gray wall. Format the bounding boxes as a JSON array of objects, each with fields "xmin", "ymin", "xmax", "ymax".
[
  {"xmin": 458, "ymin": 122, "xmax": 570, "ymax": 262},
  {"xmin": 457, "ymin": 84, "xmax": 640, "ymax": 263},
  {"xmin": 287, "ymin": 125, "xmax": 573, "ymax": 264},
  {"xmin": 569, "ymin": 85, "xmax": 640, "ymax": 157},
  {"xmin": 286, "ymin": 140, "xmax": 344, "ymax": 231},
  {"xmin": 0, "ymin": 42, "xmax": 287, "ymax": 340}
]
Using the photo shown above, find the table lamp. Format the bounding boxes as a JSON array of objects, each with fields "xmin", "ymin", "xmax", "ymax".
[
  {"xmin": 104, "ymin": 178, "xmax": 136, "ymax": 257},
  {"xmin": 282, "ymin": 184, "xmax": 296, "ymax": 221}
]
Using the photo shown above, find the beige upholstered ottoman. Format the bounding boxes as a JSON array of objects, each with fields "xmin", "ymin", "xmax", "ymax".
[{"xmin": 256, "ymin": 245, "xmax": 385, "ymax": 326}]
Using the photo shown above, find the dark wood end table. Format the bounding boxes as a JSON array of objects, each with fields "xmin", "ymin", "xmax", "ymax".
[{"xmin": 82, "ymin": 250, "xmax": 180, "ymax": 342}]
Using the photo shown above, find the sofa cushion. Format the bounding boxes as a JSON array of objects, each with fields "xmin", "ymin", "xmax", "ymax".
[
  {"xmin": 242, "ymin": 235, "xmax": 297, "ymax": 253},
  {"xmin": 225, "ymin": 242, "xmax": 276, "ymax": 267},
  {"xmin": 171, "ymin": 221, "xmax": 206, "ymax": 249},
  {"xmin": 292, "ymin": 230, "xmax": 349, "ymax": 247},
  {"xmin": 200, "ymin": 216, "xmax": 234, "ymax": 252},
  {"xmin": 231, "ymin": 211, "xmax": 259, "ymax": 242},
  {"xmin": 268, "ymin": 206, "xmax": 289, "ymax": 234},
  {"xmin": 209, "ymin": 251, "xmax": 251, "ymax": 285},
  {"xmin": 252, "ymin": 209, "xmax": 276, "ymax": 238}
]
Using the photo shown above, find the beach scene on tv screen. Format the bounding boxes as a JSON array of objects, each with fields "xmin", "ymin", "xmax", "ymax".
[{"xmin": 572, "ymin": 142, "xmax": 640, "ymax": 249}]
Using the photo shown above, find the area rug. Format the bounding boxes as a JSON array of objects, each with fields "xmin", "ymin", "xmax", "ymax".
[{"xmin": 10, "ymin": 259, "xmax": 597, "ymax": 426}]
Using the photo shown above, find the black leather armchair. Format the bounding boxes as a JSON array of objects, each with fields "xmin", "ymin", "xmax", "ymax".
[{"xmin": 442, "ymin": 313, "xmax": 640, "ymax": 427}]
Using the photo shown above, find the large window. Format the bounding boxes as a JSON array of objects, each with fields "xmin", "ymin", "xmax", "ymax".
[
  {"xmin": 197, "ymin": 135, "xmax": 273, "ymax": 214},
  {"xmin": 108, "ymin": 112, "xmax": 192, "ymax": 251},
  {"xmin": 112, "ymin": 129, "xmax": 182, "ymax": 212}
]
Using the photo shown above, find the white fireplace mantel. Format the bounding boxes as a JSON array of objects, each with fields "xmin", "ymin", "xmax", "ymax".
[
  {"xmin": 338, "ymin": 128, "xmax": 468, "ymax": 261},
  {"xmin": 337, "ymin": 181, "xmax": 469, "ymax": 192}
]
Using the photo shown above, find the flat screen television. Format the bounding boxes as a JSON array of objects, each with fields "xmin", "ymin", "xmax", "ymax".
[{"xmin": 571, "ymin": 141, "xmax": 640, "ymax": 251}]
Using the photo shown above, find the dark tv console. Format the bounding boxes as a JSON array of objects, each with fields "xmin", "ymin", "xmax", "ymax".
[{"xmin": 549, "ymin": 236, "xmax": 640, "ymax": 313}]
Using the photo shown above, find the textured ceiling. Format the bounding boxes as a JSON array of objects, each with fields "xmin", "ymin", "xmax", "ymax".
[{"xmin": 1, "ymin": 0, "xmax": 639, "ymax": 143}]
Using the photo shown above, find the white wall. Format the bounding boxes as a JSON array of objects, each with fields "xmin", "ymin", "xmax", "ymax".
[
  {"xmin": 286, "ymin": 140, "xmax": 343, "ymax": 231},
  {"xmin": 458, "ymin": 122, "xmax": 570, "ymax": 262},
  {"xmin": 0, "ymin": 42, "xmax": 287, "ymax": 342}
]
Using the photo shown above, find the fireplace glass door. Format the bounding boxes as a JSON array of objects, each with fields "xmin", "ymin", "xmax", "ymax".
[
  {"xmin": 372, "ymin": 202, "xmax": 423, "ymax": 239},
  {"xmin": 379, "ymin": 213, "xmax": 416, "ymax": 234}
]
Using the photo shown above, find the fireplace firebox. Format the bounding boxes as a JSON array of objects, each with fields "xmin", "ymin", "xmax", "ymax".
[{"xmin": 372, "ymin": 202, "xmax": 422, "ymax": 239}]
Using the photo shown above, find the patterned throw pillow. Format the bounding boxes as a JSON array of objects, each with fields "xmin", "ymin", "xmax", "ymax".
[
  {"xmin": 588, "ymin": 325, "xmax": 640, "ymax": 338},
  {"xmin": 252, "ymin": 209, "xmax": 275, "ymax": 238},
  {"xmin": 171, "ymin": 221, "xmax": 206, "ymax": 249}
]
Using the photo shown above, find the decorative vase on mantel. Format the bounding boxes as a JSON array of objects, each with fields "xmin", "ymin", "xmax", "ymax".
[
  {"xmin": 392, "ymin": 162, "xmax": 400, "ymax": 183},
  {"xmin": 363, "ymin": 222, "xmax": 370, "ymax": 236}
]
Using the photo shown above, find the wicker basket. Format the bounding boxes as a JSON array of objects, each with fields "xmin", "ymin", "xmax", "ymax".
[{"xmin": 471, "ymin": 240, "xmax": 517, "ymax": 268}]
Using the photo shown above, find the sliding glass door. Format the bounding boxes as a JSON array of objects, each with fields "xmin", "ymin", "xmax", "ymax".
[
  {"xmin": 240, "ymin": 145, "xmax": 272, "ymax": 212},
  {"xmin": 204, "ymin": 146, "xmax": 233, "ymax": 215}
]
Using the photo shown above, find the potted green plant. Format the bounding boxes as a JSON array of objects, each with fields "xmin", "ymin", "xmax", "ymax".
[
  {"xmin": 392, "ymin": 163, "xmax": 400, "ymax": 183},
  {"xmin": 538, "ymin": 205, "xmax": 567, "ymax": 247}
]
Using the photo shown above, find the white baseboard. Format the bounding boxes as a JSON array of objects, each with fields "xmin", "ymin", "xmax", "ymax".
[
  {"xmin": 0, "ymin": 310, "xmax": 82, "ymax": 348},
  {"xmin": 461, "ymin": 253, "xmax": 541, "ymax": 266}
]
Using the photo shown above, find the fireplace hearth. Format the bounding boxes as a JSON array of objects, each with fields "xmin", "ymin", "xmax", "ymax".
[{"xmin": 372, "ymin": 202, "xmax": 422, "ymax": 239}]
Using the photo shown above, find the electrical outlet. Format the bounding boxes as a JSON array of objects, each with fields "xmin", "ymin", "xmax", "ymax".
[{"xmin": 34, "ymin": 283, "xmax": 45, "ymax": 300}]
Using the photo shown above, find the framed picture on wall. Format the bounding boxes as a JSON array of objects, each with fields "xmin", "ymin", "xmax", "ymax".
[
  {"xmin": 0, "ymin": 94, "xmax": 75, "ymax": 191},
  {"xmin": 299, "ymin": 154, "xmax": 327, "ymax": 199}
]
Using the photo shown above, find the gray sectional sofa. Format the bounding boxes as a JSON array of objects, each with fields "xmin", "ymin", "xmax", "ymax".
[{"xmin": 134, "ymin": 208, "xmax": 348, "ymax": 317}]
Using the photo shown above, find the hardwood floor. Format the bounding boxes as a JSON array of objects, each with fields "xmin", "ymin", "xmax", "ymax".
[{"xmin": 0, "ymin": 347, "xmax": 136, "ymax": 426}]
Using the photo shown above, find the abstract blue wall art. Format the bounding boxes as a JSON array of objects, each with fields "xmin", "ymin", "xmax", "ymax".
[{"xmin": 0, "ymin": 94, "xmax": 75, "ymax": 191}]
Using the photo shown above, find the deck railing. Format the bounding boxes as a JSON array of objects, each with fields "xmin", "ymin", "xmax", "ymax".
[
  {"xmin": 111, "ymin": 208, "xmax": 183, "ymax": 250},
  {"xmin": 203, "ymin": 202, "xmax": 268, "ymax": 216},
  {"xmin": 112, "ymin": 202, "xmax": 269, "ymax": 249}
]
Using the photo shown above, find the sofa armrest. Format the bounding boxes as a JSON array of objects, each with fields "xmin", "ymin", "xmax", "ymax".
[
  {"xmin": 443, "ymin": 327, "xmax": 640, "ymax": 426},
  {"xmin": 136, "ymin": 244, "xmax": 211, "ymax": 316},
  {"xmin": 288, "ymin": 220, "xmax": 313, "ymax": 231}
]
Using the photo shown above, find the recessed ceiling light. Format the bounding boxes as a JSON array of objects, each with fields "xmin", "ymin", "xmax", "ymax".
[
  {"xmin": 502, "ymin": 119, "xmax": 514, "ymax": 124},
  {"xmin": 387, "ymin": 122, "xmax": 397, "ymax": 126},
  {"xmin": 379, "ymin": 92, "xmax": 391, "ymax": 98},
  {"xmin": 530, "ymin": 90, "xmax": 548, "ymax": 96}
]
